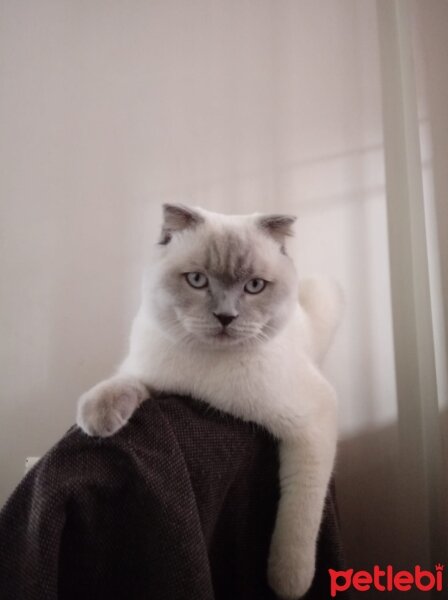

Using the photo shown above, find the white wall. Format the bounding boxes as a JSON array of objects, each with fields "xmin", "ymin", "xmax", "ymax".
[{"xmin": 2, "ymin": 0, "xmax": 440, "ymax": 575}]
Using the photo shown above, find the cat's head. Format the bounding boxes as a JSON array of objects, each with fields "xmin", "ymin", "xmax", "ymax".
[{"xmin": 145, "ymin": 204, "xmax": 299, "ymax": 349}]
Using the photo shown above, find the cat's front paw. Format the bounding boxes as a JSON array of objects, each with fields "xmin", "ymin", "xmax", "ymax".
[
  {"xmin": 76, "ymin": 377, "xmax": 148, "ymax": 437},
  {"xmin": 268, "ymin": 533, "xmax": 315, "ymax": 599}
]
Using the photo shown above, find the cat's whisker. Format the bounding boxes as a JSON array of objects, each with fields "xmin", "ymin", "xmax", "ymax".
[
  {"xmin": 253, "ymin": 332, "xmax": 269, "ymax": 344},
  {"xmin": 162, "ymin": 320, "xmax": 199, "ymax": 347},
  {"xmin": 261, "ymin": 323, "xmax": 278, "ymax": 335}
]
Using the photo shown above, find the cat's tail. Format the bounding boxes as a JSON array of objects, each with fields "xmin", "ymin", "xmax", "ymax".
[{"xmin": 299, "ymin": 277, "xmax": 344, "ymax": 364}]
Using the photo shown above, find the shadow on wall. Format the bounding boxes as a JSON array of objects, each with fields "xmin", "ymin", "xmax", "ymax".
[
  {"xmin": 336, "ymin": 407, "xmax": 448, "ymax": 594},
  {"xmin": 336, "ymin": 423, "xmax": 401, "ymax": 574}
]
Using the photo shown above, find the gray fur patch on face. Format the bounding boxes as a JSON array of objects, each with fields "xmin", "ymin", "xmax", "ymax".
[{"xmin": 204, "ymin": 232, "xmax": 254, "ymax": 283}]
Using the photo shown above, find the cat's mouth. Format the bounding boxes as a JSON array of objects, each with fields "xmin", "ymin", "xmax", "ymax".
[
  {"xmin": 179, "ymin": 318, "xmax": 259, "ymax": 347},
  {"xmin": 214, "ymin": 329, "xmax": 231, "ymax": 340},
  {"xmin": 200, "ymin": 327, "xmax": 245, "ymax": 347},
  {"xmin": 208, "ymin": 327, "xmax": 261, "ymax": 347}
]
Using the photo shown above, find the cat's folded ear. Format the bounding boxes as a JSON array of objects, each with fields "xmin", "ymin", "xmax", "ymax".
[
  {"xmin": 257, "ymin": 214, "xmax": 297, "ymax": 251},
  {"xmin": 159, "ymin": 203, "xmax": 204, "ymax": 245}
]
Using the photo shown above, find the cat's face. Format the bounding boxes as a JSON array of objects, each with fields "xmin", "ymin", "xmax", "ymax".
[{"xmin": 146, "ymin": 205, "xmax": 299, "ymax": 349}]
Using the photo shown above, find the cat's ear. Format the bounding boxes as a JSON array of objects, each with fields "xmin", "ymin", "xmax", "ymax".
[
  {"xmin": 257, "ymin": 214, "xmax": 296, "ymax": 251},
  {"xmin": 159, "ymin": 203, "xmax": 204, "ymax": 245}
]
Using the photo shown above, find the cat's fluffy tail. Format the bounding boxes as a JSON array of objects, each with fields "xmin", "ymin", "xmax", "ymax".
[{"xmin": 299, "ymin": 277, "xmax": 344, "ymax": 364}]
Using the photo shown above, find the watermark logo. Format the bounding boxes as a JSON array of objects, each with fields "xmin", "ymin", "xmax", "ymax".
[{"xmin": 329, "ymin": 564, "xmax": 444, "ymax": 597}]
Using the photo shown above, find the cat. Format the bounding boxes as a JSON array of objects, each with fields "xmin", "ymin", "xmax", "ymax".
[{"xmin": 77, "ymin": 204, "xmax": 343, "ymax": 599}]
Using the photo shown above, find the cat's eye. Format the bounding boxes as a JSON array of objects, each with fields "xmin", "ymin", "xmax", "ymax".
[
  {"xmin": 244, "ymin": 278, "xmax": 267, "ymax": 294},
  {"xmin": 185, "ymin": 272, "xmax": 208, "ymax": 289}
]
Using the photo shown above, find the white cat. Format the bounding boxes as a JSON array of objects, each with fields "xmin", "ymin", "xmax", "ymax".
[{"xmin": 77, "ymin": 204, "xmax": 343, "ymax": 599}]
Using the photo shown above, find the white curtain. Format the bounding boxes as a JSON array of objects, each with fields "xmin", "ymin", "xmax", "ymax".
[{"xmin": 377, "ymin": 0, "xmax": 448, "ymax": 566}]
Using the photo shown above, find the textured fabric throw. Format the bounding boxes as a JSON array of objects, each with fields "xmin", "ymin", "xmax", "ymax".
[{"xmin": 0, "ymin": 394, "xmax": 348, "ymax": 599}]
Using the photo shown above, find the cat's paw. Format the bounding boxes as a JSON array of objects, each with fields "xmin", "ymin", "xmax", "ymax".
[
  {"xmin": 76, "ymin": 377, "xmax": 148, "ymax": 437},
  {"xmin": 268, "ymin": 534, "xmax": 315, "ymax": 599}
]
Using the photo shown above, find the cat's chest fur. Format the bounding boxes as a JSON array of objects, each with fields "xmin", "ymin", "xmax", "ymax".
[{"xmin": 121, "ymin": 305, "xmax": 314, "ymax": 431}]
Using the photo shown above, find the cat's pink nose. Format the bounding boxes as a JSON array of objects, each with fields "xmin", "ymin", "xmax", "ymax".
[{"xmin": 213, "ymin": 313, "xmax": 237, "ymax": 327}]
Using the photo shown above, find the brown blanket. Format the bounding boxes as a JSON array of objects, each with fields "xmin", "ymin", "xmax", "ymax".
[{"xmin": 0, "ymin": 394, "xmax": 347, "ymax": 599}]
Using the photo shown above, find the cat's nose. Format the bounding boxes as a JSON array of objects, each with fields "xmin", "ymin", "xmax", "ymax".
[{"xmin": 213, "ymin": 313, "xmax": 237, "ymax": 327}]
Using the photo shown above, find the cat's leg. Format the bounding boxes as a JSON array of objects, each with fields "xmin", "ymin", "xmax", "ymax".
[
  {"xmin": 267, "ymin": 369, "xmax": 337, "ymax": 599},
  {"xmin": 76, "ymin": 375, "xmax": 149, "ymax": 437}
]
